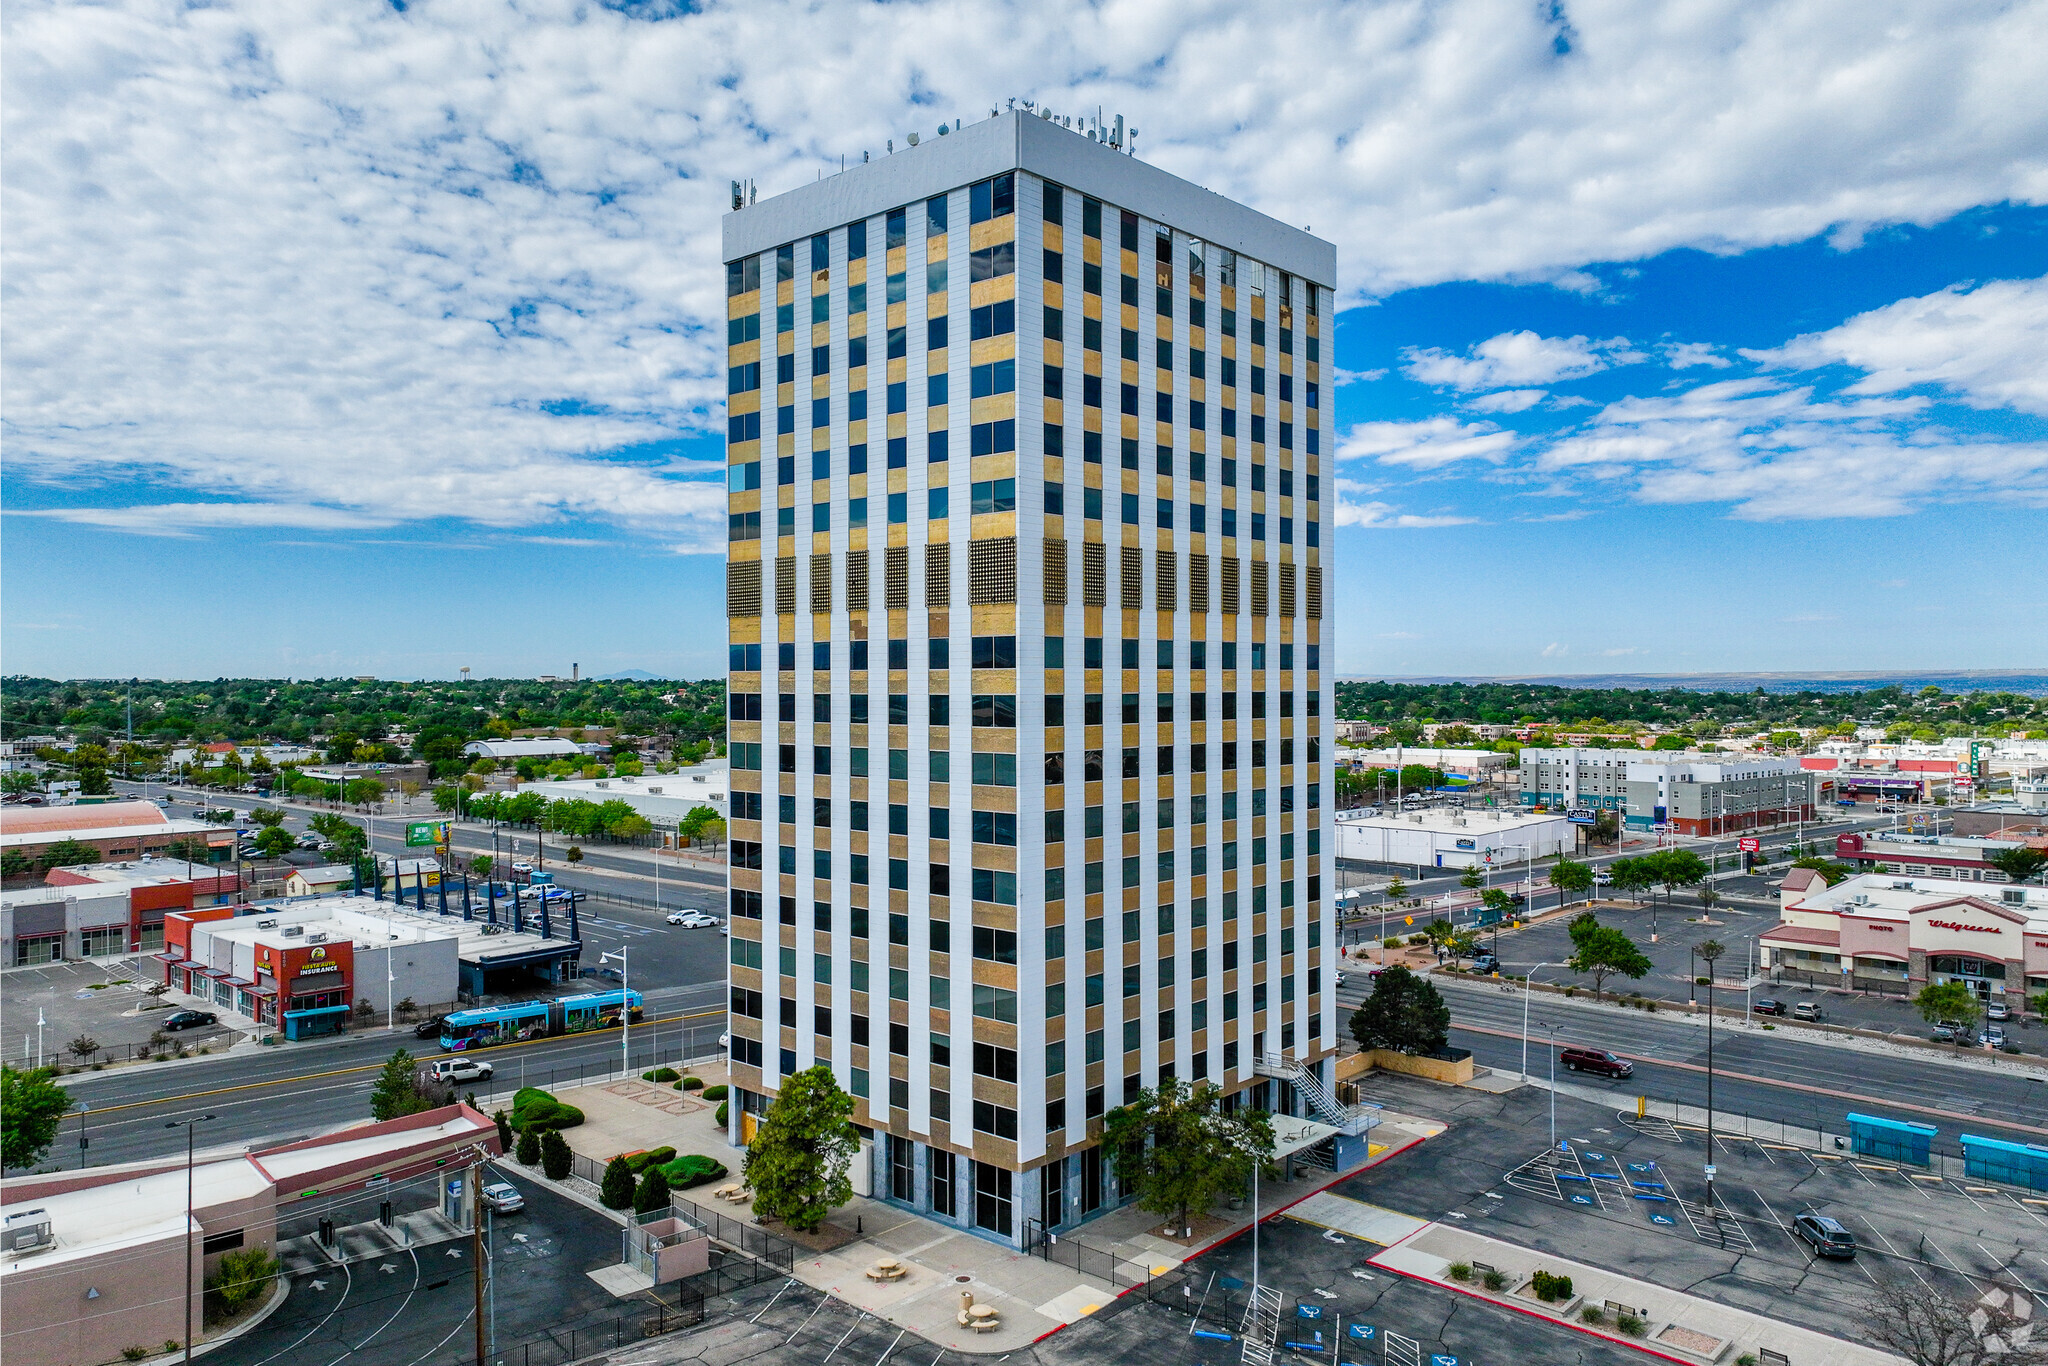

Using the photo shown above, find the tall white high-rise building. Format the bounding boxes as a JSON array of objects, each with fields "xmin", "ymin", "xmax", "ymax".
[{"xmin": 722, "ymin": 110, "xmax": 1336, "ymax": 1246}]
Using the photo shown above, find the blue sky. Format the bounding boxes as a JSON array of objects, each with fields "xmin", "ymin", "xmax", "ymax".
[{"xmin": 5, "ymin": 0, "xmax": 2046, "ymax": 680}]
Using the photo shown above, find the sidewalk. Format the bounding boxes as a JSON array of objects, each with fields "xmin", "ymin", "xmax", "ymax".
[
  {"xmin": 1370, "ymin": 1220, "xmax": 1906, "ymax": 1366},
  {"xmin": 526, "ymin": 1070, "xmax": 1445, "ymax": 1354}
]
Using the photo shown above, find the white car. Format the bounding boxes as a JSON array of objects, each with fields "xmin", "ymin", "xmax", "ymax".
[
  {"xmin": 668, "ymin": 911, "xmax": 721, "ymax": 928},
  {"xmin": 511, "ymin": 861, "xmax": 535, "ymax": 874},
  {"xmin": 480, "ymin": 1181, "xmax": 525, "ymax": 1214}
]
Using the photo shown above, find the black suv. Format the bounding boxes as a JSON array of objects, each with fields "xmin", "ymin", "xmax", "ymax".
[
  {"xmin": 163, "ymin": 1010, "xmax": 218, "ymax": 1031},
  {"xmin": 1752, "ymin": 999, "xmax": 1787, "ymax": 1017}
]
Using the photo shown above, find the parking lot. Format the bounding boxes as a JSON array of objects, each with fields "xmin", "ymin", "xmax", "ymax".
[{"xmin": 0, "ymin": 955, "xmax": 238, "ymax": 1065}]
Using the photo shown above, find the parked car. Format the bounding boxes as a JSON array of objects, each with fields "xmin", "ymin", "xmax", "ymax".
[
  {"xmin": 162, "ymin": 1010, "xmax": 218, "ymax": 1031},
  {"xmin": 413, "ymin": 1014, "xmax": 448, "ymax": 1039},
  {"xmin": 1791, "ymin": 1002, "xmax": 1823, "ymax": 1022},
  {"xmin": 1752, "ymin": 999, "xmax": 1787, "ymax": 1017},
  {"xmin": 1332, "ymin": 971, "xmax": 1348, "ymax": 988},
  {"xmin": 1469, "ymin": 953, "xmax": 1499, "ymax": 974},
  {"xmin": 589, "ymin": 965, "xmax": 624, "ymax": 983},
  {"xmin": 511, "ymin": 860, "xmax": 535, "ymax": 874},
  {"xmin": 429, "ymin": 1057, "xmax": 494, "ymax": 1084},
  {"xmin": 1932, "ymin": 1020, "xmax": 1963, "ymax": 1042},
  {"xmin": 1793, "ymin": 1213, "xmax": 1857, "ymax": 1259},
  {"xmin": 1981, "ymin": 1027, "xmax": 2008, "ymax": 1048},
  {"xmin": 1592, "ymin": 870, "xmax": 1614, "ymax": 886},
  {"xmin": 667, "ymin": 911, "xmax": 721, "ymax": 928},
  {"xmin": 480, "ymin": 1181, "xmax": 525, "ymax": 1214},
  {"xmin": 1560, "ymin": 1047, "xmax": 1634, "ymax": 1078},
  {"xmin": 1986, "ymin": 1001, "xmax": 2010, "ymax": 1022},
  {"xmin": 296, "ymin": 832, "xmax": 322, "ymax": 849}
]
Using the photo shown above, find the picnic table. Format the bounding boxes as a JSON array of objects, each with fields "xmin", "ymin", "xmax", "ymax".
[{"xmin": 866, "ymin": 1258, "xmax": 906, "ymax": 1282}]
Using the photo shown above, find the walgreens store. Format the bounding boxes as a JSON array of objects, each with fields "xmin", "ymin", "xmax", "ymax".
[{"xmin": 1761, "ymin": 873, "xmax": 2048, "ymax": 1010}]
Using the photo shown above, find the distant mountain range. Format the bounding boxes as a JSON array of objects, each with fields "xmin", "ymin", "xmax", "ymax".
[
  {"xmin": 1345, "ymin": 670, "xmax": 2048, "ymax": 697},
  {"xmin": 591, "ymin": 669, "xmax": 666, "ymax": 681}
]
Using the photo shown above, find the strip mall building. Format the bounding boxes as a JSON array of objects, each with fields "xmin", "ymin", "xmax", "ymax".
[{"xmin": 1760, "ymin": 869, "xmax": 2048, "ymax": 1010}]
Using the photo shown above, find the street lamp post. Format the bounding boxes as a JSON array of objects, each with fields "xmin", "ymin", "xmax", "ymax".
[
  {"xmin": 600, "ymin": 948, "xmax": 629, "ymax": 1079},
  {"xmin": 164, "ymin": 1114, "xmax": 218, "ymax": 1364},
  {"xmin": 1697, "ymin": 939, "xmax": 1725, "ymax": 1216},
  {"xmin": 77, "ymin": 1102, "xmax": 90, "ymax": 1168},
  {"xmin": 1521, "ymin": 963, "xmax": 1561, "ymax": 1081}
]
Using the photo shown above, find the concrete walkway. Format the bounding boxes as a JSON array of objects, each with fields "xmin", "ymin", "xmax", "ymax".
[{"xmin": 1370, "ymin": 1220, "xmax": 1907, "ymax": 1366}]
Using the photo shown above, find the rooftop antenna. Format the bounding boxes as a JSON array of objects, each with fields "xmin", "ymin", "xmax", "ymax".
[{"xmin": 887, "ymin": 138, "xmax": 894, "ymax": 154}]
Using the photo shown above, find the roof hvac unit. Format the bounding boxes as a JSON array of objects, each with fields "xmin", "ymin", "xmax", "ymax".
[
  {"xmin": 1891, "ymin": 881, "xmax": 1913, "ymax": 890},
  {"xmin": 3, "ymin": 1210, "xmax": 53, "ymax": 1254},
  {"xmin": 305, "ymin": 933, "xmax": 328, "ymax": 944},
  {"xmin": 281, "ymin": 926, "xmax": 304, "ymax": 938},
  {"xmin": 257, "ymin": 919, "xmax": 279, "ymax": 929}
]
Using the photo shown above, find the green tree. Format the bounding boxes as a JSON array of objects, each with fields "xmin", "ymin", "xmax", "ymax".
[
  {"xmin": 1, "ymin": 1066, "xmax": 72, "ymax": 1170},
  {"xmin": 599, "ymin": 1154, "xmax": 634, "ymax": 1206},
  {"xmin": 1, "ymin": 770, "xmax": 40, "ymax": 796},
  {"xmin": 1, "ymin": 848, "xmax": 31, "ymax": 881},
  {"xmin": 633, "ymin": 1166, "xmax": 672, "ymax": 1214},
  {"xmin": 611, "ymin": 814, "xmax": 653, "ymax": 840},
  {"xmin": 162, "ymin": 838, "xmax": 213, "ymax": 865},
  {"xmin": 369, "ymin": 1049, "xmax": 430, "ymax": 1121},
  {"xmin": 1101, "ymin": 1078, "xmax": 1276, "ymax": 1230},
  {"xmin": 1914, "ymin": 982, "xmax": 1980, "ymax": 1046},
  {"xmin": 540, "ymin": 1128, "xmax": 573, "ymax": 1180},
  {"xmin": 1349, "ymin": 965, "xmax": 1452, "ymax": 1055},
  {"xmin": 677, "ymin": 805, "xmax": 718, "ymax": 847},
  {"xmin": 343, "ymin": 778, "xmax": 385, "ymax": 805},
  {"xmin": 1566, "ymin": 913, "xmax": 1652, "ymax": 1000},
  {"xmin": 1458, "ymin": 866, "xmax": 1484, "ymax": 892},
  {"xmin": 493, "ymin": 1110, "xmax": 513, "ymax": 1152},
  {"xmin": 1988, "ymin": 847, "xmax": 2048, "ymax": 885},
  {"xmin": 1606, "ymin": 856, "xmax": 1651, "ymax": 904},
  {"xmin": 516, "ymin": 1128, "xmax": 541, "ymax": 1167},
  {"xmin": 1547, "ymin": 858, "xmax": 1594, "ymax": 907},
  {"xmin": 1696, "ymin": 885, "xmax": 1722, "ymax": 917},
  {"xmin": 470, "ymin": 854, "xmax": 495, "ymax": 879},
  {"xmin": 248, "ymin": 808, "xmax": 286, "ymax": 829},
  {"xmin": 1421, "ymin": 917, "xmax": 1457, "ymax": 958},
  {"xmin": 1480, "ymin": 888, "xmax": 1515, "ymax": 925},
  {"xmin": 37, "ymin": 838, "xmax": 103, "ymax": 872},
  {"xmin": 204, "ymin": 1246, "xmax": 279, "ymax": 1319},
  {"xmin": 1790, "ymin": 857, "xmax": 1852, "ymax": 885},
  {"xmin": 1384, "ymin": 877, "xmax": 1407, "ymax": 901},
  {"xmin": 254, "ymin": 826, "xmax": 294, "ymax": 858},
  {"xmin": 1644, "ymin": 850, "xmax": 1709, "ymax": 917},
  {"xmin": 432, "ymin": 785, "xmax": 459, "ymax": 813},
  {"xmin": 1587, "ymin": 810, "xmax": 1621, "ymax": 846},
  {"xmin": 743, "ymin": 1065, "xmax": 858, "ymax": 1232}
]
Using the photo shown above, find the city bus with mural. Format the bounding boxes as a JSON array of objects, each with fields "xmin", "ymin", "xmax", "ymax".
[{"xmin": 437, "ymin": 989, "xmax": 644, "ymax": 1051}]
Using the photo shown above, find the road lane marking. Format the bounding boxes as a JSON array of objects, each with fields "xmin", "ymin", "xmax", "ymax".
[
  {"xmin": 77, "ymin": 1006, "xmax": 728, "ymax": 1116},
  {"xmin": 1451, "ymin": 1020, "xmax": 2048, "ymax": 1138}
]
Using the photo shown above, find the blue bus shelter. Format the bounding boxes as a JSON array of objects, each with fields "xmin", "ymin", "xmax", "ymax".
[
  {"xmin": 1847, "ymin": 1113, "xmax": 1938, "ymax": 1166},
  {"xmin": 1961, "ymin": 1134, "xmax": 2048, "ymax": 1193}
]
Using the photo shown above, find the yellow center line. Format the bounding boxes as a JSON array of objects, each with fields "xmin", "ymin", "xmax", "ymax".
[{"xmin": 82, "ymin": 1007, "xmax": 727, "ymax": 1116}]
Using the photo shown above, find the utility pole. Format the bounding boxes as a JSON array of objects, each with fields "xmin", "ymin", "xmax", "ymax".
[{"xmin": 471, "ymin": 1163, "xmax": 486, "ymax": 1366}]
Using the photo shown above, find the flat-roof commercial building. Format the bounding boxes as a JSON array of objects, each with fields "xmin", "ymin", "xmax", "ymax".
[
  {"xmin": 0, "ymin": 1105, "xmax": 499, "ymax": 1366},
  {"xmin": 1518, "ymin": 749, "xmax": 1815, "ymax": 833},
  {"xmin": 2, "ymin": 859, "xmax": 239, "ymax": 965},
  {"xmin": 1335, "ymin": 807, "xmax": 1574, "ymax": 872},
  {"xmin": 1, "ymin": 800, "xmax": 234, "ymax": 867},
  {"xmin": 158, "ymin": 896, "xmax": 582, "ymax": 1036},
  {"xmin": 1832, "ymin": 830, "xmax": 2038, "ymax": 883},
  {"xmin": 517, "ymin": 761, "xmax": 729, "ymax": 845},
  {"xmin": 1338, "ymin": 748, "xmax": 1510, "ymax": 783},
  {"xmin": 1760, "ymin": 872, "xmax": 2048, "ymax": 1008},
  {"xmin": 723, "ymin": 111, "xmax": 1339, "ymax": 1247}
]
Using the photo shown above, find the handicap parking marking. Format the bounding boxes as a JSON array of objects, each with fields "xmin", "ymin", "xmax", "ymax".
[
  {"xmin": 1347, "ymin": 1323, "xmax": 1377, "ymax": 1340},
  {"xmin": 1569, "ymin": 1194, "xmax": 1595, "ymax": 1205},
  {"xmin": 1647, "ymin": 1211, "xmax": 1678, "ymax": 1226}
]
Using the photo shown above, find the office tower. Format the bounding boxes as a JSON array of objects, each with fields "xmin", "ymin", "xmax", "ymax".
[{"xmin": 722, "ymin": 110, "xmax": 1335, "ymax": 1246}]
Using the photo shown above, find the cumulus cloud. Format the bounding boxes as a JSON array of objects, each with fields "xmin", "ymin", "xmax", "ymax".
[
  {"xmin": 12, "ymin": 503, "xmax": 400, "ymax": 537},
  {"xmin": 1536, "ymin": 377, "xmax": 2048, "ymax": 519},
  {"xmin": 4, "ymin": 1, "xmax": 2046, "ymax": 542},
  {"xmin": 1666, "ymin": 342, "xmax": 1732, "ymax": 369},
  {"xmin": 1337, "ymin": 418, "xmax": 1516, "ymax": 468},
  {"xmin": 1744, "ymin": 276, "xmax": 2048, "ymax": 414},
  {"xmin": 1466, "ymin": 389, "xmax": 1548, "ymax": 413},
  {"xmin": 1333, "ymin": 493, "xmax": 1478, "ymax": 529},
  {"xmin": 1402, "ymin": 331, "xmax": 1641, "ymax": 391}
]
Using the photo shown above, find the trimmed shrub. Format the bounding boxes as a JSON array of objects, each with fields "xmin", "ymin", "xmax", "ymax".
[
  {"xmin": 510, "ymin": 1086, "xmax": 585, "ymax": 1134},
  {"xmin": 681, "ymin": 1075, "xmax": 704, "ymax": 1091},
  {"xmin": 702, "ymin": 1083, "xmax": 728, "ymax": 1101},
  {"xmin": 1530, "ymin": 1270, "xmax": 1573, "ymax": 1303},
  {"xmin": 493, "ymin": 1109, "xmax": 514, "ymax": 1152},
  {"xmin": 1447, "ymin": 1262, "xmax": 1472, "ymax": 1282},
  {"xmin": 539, "ymin": 1128, "xmax": 573, "ymax": 1181},
  {"xmin": 599, "ymin": 1156, "xmax": 635, "ymax": 1209},
  {"xmin": 1581, "ymin": 1306, "xmax": 1605, "ymax": 1325},
  {"xmin": 625, "ymin": 1146, "xmax": 676, "ymax": 1174},
  {"xmin": 1616, "ymin": 1313, "xmax": 1645, "ymax": 1336},
  {"xmin": 1482, "ymin": 1269, "xmax": 1507, "ymax": 1291},
  {"xmin": 659, "ymin": 1153, "xmax": 729, "ymax": 1189},
  {"xmin": 1382, "ymin": 937, "xmax": 1403, "ymax": 949},
  {"xmin": 714, "ymin": 1100, "xmax": 729, "ymax": 1127},
  {"xmin": 515, "ymin": 1129, "xmax": 541, "ymax": 1166},
  {"xmin": 205, "ymin": 1247, "xmax": 279, "ymax": 1320},
  {"xmin": 122, "ymin": 1348, "xmax": 150, "ymax": 1361},
  {"xmin": 640, "ymin": 1067, "xmax": 680, "ymax": 1083}
]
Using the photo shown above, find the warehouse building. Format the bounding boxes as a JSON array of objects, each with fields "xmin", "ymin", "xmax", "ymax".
[{"xmin": 1335, "ymin": 807, "xmax": 1575, "ymax": 872}]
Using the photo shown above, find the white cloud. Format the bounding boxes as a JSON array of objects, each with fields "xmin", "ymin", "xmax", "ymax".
[
  {"xmin": 14, "ymin": 503, "xmax": 398, "ymax": 536},
  {"xmin": 1666, "ymin": 342, "xmax": 1732, "ymax": 369},
  {"xmin": 1540, "ymin": 643, "xmax": 1569, "ymax": 658},
  {"xmin": 1466, "ymin": 388, "xmax": 1547, "ymax": 413},
  {"xmin": 1337, "ymin": 418, "xmax": 1516, "ymax": 468},
  {"xmin": 1402, "ymin": 331, "xmax": 1641, "ymax": 391},
  {"xmin": 1744, "ymin": 276, "xmax": 2048, "ymax": 414},
  {"xmin": 1536, "ymin": 377, "xmax": 2048, "ymax": 519},
  {"xmin": 1333, "ymin": 367, "xmax": 1389, "ymax": 386},
  {"xmin": 1600, "ymin": 647, "xmax": 1639, "ymax": 656},
  {"xmin": 4, "ymin": 2, "xmax": 2045, "ymax": 542},
  {"xmin": 1333, "ymin": 496, "xmax": 1478, "ymax": 529}
]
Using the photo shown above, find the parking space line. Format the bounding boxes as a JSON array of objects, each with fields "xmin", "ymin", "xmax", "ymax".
[{"xmin": 1851, "ymin": 1219, "xmax": 1934, "ymax": 1290}]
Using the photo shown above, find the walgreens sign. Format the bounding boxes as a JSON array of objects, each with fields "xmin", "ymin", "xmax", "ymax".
[{"xmin": 1926, "ymin": 919, "xmax": 2001, "ymax": 935}]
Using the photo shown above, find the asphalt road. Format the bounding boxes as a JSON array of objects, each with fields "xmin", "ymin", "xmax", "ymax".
[
  {"xmin": 56, "ymin": 980, "xmax": 728, "ymax": 1167},
  {"xmin": 1400, "ymin": 975, "xmax": 2048, "ymax": 1148}
]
